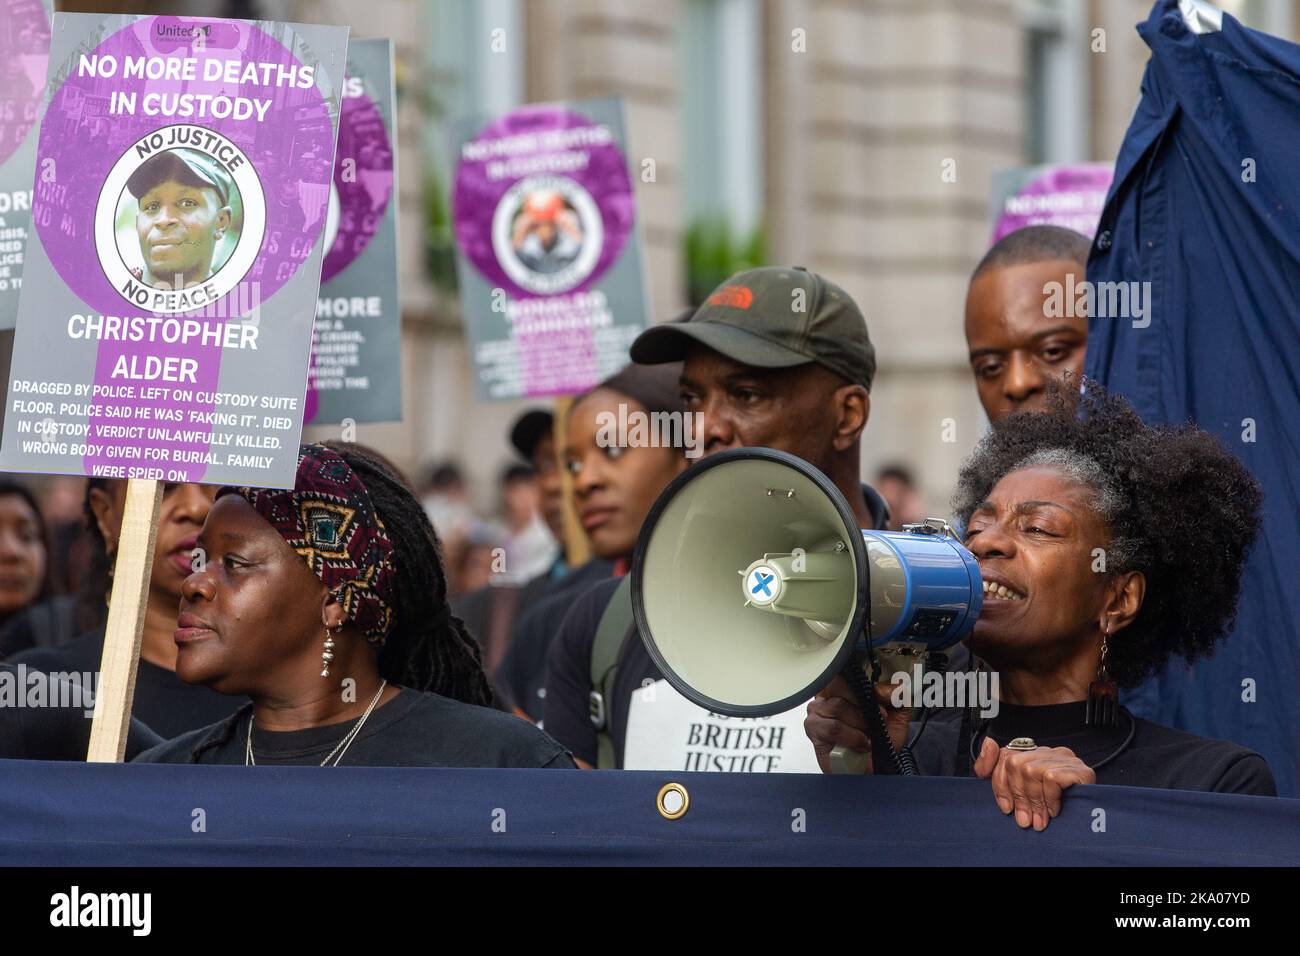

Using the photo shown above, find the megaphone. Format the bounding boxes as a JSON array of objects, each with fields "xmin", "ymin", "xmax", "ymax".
[{"xmin": 631, "ymin": 447, "xmax": 982, "ymax": 774}]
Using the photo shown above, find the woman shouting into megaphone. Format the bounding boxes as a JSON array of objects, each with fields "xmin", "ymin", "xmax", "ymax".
[{"xmin": 805, "ymin": 384, "xmax": 1275, "ymax": 828}]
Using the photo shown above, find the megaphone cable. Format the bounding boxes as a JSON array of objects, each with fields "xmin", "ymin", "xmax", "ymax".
[
  {"xmin": 904, "ymin": 651, "xmax": 947, "ymax": 754},
  {"xmin": 966, "ymin": 707, "xmax": 1137, "ymax": 772},
  {"xmin": 841, "ymin": 650, "xmax": 916, "ymax": 776}
]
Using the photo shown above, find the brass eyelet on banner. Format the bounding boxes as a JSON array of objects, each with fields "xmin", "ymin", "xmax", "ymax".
[{"xmin": 656, "ymin": 782, "xmax": 690, "ymax": 820}]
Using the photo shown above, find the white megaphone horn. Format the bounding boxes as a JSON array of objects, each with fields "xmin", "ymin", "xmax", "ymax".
[{"xmin": 631, "ymin": 447, "xmax": 982, "ymax": 775}]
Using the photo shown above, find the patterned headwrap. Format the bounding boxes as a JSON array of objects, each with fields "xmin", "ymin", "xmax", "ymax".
[{"xmin": 216, "ymin": 444, "xmax": 397, "ymax": 644}]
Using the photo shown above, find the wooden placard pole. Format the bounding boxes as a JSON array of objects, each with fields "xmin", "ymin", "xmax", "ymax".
[
  {"xmin": 86, "ymin": 477, "xmax": 164, "ymax": 763},
  {"xmin": 551, "ymin": 396, "xmax": 590, "ymax": 568}
]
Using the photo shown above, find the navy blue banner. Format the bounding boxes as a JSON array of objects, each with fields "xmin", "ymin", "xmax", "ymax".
[{"xmin": 0, "ymin": 761, "xmax": 1296, "ymax": 865}]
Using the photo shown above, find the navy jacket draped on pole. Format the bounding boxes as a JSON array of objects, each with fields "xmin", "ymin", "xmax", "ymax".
[{"xmin": 1085, "ymin": 0, "xmax": 1300, "ymax": 795}]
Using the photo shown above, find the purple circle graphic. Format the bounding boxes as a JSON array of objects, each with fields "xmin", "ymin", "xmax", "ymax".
[
  {"xmin": 320, "ymin": 86, "xmax": 393, "ymax": 283},
  {"xmin": 452, "ymin": 105, "xmax": 634, "ymax": 299},
  {"xmin": 992, "ymin": 163, "xmax": 1113, "ymax": 244},
  {"xmin": 0, "ymin": 0, "xmax": 51, "ymax": 166},
  {"xmin": 34, "ymin": 16, "xmax": 336, "ymax": 316}
]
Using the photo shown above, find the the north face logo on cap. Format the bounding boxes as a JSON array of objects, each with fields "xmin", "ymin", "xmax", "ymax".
[{"xmin": 707, "ymin": 285, "xmax": 753, "ymax": 309}]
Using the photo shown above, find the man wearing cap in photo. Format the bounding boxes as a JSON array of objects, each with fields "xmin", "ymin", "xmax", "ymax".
[
  {"xmin": 127, "ymin": 148, "xmax": 233, "ymax": 290},
  {"xmin": 633, "ymin": 265, "xmax": 888, "ymax": 530},
  {"xmin": 542, "ymin": 269, "xmax": 892, "ymax": 769}
]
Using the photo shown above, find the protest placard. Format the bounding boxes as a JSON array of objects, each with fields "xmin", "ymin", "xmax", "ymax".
[
  {"xmin": 306, "ymin": 38, "xmax": 400, "ymax": 426},
  {"xmin": 0, "ymin": 12, "xmax": 348, "ymax": 491},
  {"xmin": 990, "ymin": 162, "xmax": 1114, "ymax": 243},
  {"xmin": 450, "ymin": 95, "xmax": 649, "ymax": 402},
  {"xmin": 0, "ymin": 0, "xmax": 53, "ymax": 328}
]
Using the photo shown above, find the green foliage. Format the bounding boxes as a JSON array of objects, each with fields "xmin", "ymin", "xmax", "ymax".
[
  {"xmin": 423, "ymin": 169, "xmax": 459, "ymax": 294},
  {"xmin": 685, "ymin": 217, "xmax": 767, "ymax": 306}
]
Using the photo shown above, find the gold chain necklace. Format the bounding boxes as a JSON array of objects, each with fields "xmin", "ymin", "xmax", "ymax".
[{"xmin": 245, "ymin": 680, "xmax": 389, "ymax": 767}]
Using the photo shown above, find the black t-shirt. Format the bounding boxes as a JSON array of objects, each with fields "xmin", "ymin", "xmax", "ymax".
[
  {"xmin": 910, "ymin": 700, "xmax": 1276, "ymax": 795},
  {"xmin": 131, "ymin": 686, "xmax": 576, "ymax": 768},
  {"xmin": 497, "ymin": 558, "xmax": 615, "ymax": 719},
  {"xmin": 543, "ymin": 483, "xmax": 892, "ymax": 767},
  {"xmin": 0, "ymin": 664, "xmax": 162, "ymax": 760},
  {"xmin": 543, "ymin": 576, "xmax": 657, "ymax": 766},
  {"xmin": 0, "ymin": 594, "xmax": 82, "ymax": 658},
  {"xmin": 6, "ymin": 630, "xmax": 245, "ymax": 739},
  {"xmin": 453, "ymin": 565, "xmax": 554, "ymax": 689}
]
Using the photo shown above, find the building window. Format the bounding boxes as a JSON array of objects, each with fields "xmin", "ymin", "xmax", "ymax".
[
  {"xmin": 1022, "ymin": 0, "xmax": 1089, "ymax": 164},
  {"xmin": 681, "ymin": 0, "xmax": 765, "ymax": 303},
  {"xmin": 421, "ymin": 0, "xmax": 524, "ymax": 293}
]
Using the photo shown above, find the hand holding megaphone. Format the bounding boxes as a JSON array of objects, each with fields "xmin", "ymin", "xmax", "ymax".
[{"xmin": 805, "ymin": 674, "xmax": 912, "ymax": 774}]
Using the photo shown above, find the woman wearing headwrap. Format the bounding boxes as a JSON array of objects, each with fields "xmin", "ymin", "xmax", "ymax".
[{"xmin": 133, "ymin": 444, "xmax": 573, "ymax": 768}]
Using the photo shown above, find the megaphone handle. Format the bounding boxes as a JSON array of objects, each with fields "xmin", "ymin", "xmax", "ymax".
[
  {"xmin": 829, "ymin": 744, "xmax": 871, "ymax": 774},
  {"xmin": 840, "ymin": 651, "xmax": 913, "ymax": 776}
]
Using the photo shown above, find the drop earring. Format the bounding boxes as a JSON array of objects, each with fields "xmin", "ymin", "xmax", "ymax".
[
  {"xmin": 321, "ymin": 624, "xmax": 339, "ymax": 678},
  {"xmin": 1085, "ymin": 619, "xmax": 1119, "ymax": 727}
]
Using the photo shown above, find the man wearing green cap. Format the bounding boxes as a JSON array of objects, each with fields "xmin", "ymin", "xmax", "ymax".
[
  {"xmin": 542, "ymin": 267, "xmax": 891, "ymax": 770},
  {"xmin": 631, "ymin": 265, "xmax": 886, "ymax": 529},
  {"xmin": 126, "ymin": 148, "xmax": 234, "ymax": 291}
]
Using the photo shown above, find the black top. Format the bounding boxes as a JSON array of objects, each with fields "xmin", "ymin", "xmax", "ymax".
[
  {"xmin": 453, "ymin": 565, "xmax": 553, "ymax": 691},
  {"xmin": 132, "ymin": 686, "xmax": 576, "ymax": 768},
  {"xmin": 544, "ymin": 576, "xmax": 652, "ymax": 765},
  {"xmin": 0, "ymin": 594, "xmax": 82, "ymax": 658},
  {"xmin": 496, "ymin": 557, "xmax": 616, "ymax": 718},
  {"xmin": 910, "ymin": 700, "xmax": 1276, "ymax": 795},
  {"xmin": 6, "ymin": 630, "xmax": 245, "ymax": 739},
  {"xmin": 0, "ymin": 663, "xmax": 162, "ymax": 760},
  {"xmin": 543, "ymin": 483, "xmax": 892, "ymax": 766}
]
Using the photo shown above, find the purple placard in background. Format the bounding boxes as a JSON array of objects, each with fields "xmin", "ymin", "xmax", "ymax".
[
  {"xmin": 320, "ymin": 85, "xmax": 392, "ymax": 283},
  {"xmin": 991, "ymin": 162, "xmax": 1114, "ymax": 244},
  {"xmin": 305, "ymin": 40, "xmax": 399, "ymax": 427},
  {"xmin": 451, "ymin": 101, "xmax": 641, "ymax": 399},
  {"xmin": 0, "ymin": 0, "xmax": 50, "ymax": 166}
]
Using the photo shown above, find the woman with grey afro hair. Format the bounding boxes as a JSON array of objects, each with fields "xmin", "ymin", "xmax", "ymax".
[
  {"xmin": 805, "ymin": 381, "xmax": 1274, "ymax": 830},
  {"xmin": 952, "ymin": 381, "xmax": 1262, "ymax": 690}
]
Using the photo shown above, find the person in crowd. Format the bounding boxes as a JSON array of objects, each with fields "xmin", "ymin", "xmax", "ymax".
[
  {"xmin": 965, "ymin": 225, "xmax": 1091, "ymax": 423},
  {"xmin": 6, "ymin": 481, "xmax": 242, "ymax": 738},
  {"xmin": 496, "ymin": 463, "xmax": 558, "ymax": 584},
  {"xmin": 0, "ymin": 482, "xmax": 52, "ymax": 637},
  {"xmin": 542, "ymin": 267, "xmax": 891, "ymax": 768},
  {"xmin": 133, "ymin": 443, "xmax": 573, "ymax": 768},
  {"xmin": 420, "ymin": 461, "xmax": 478, "ymax": 592},
  {"xmin": 449, "ymin": 526, "xmax": 501, "ymax": 599},
  {"xmin": 805, "ymin": 383, "xmax": 1275, "ymax": 829},
  {"xmin": 0, "ymin": 479, "xmax": 112, "ymax": 657},
  {"xmin": 874, "ymin": 464, "xmax": 926, "ymax": 531},
  {"xmin": 499, "ymin": 362, "xmax": 686, "ymax": 724},
  {"xmin": 454, "ymin": 408, "xmax": 612, "ymax": 698},
  {"xmin": 36, "ymin": 476, "xmax": 88, "ymax": 596}
]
